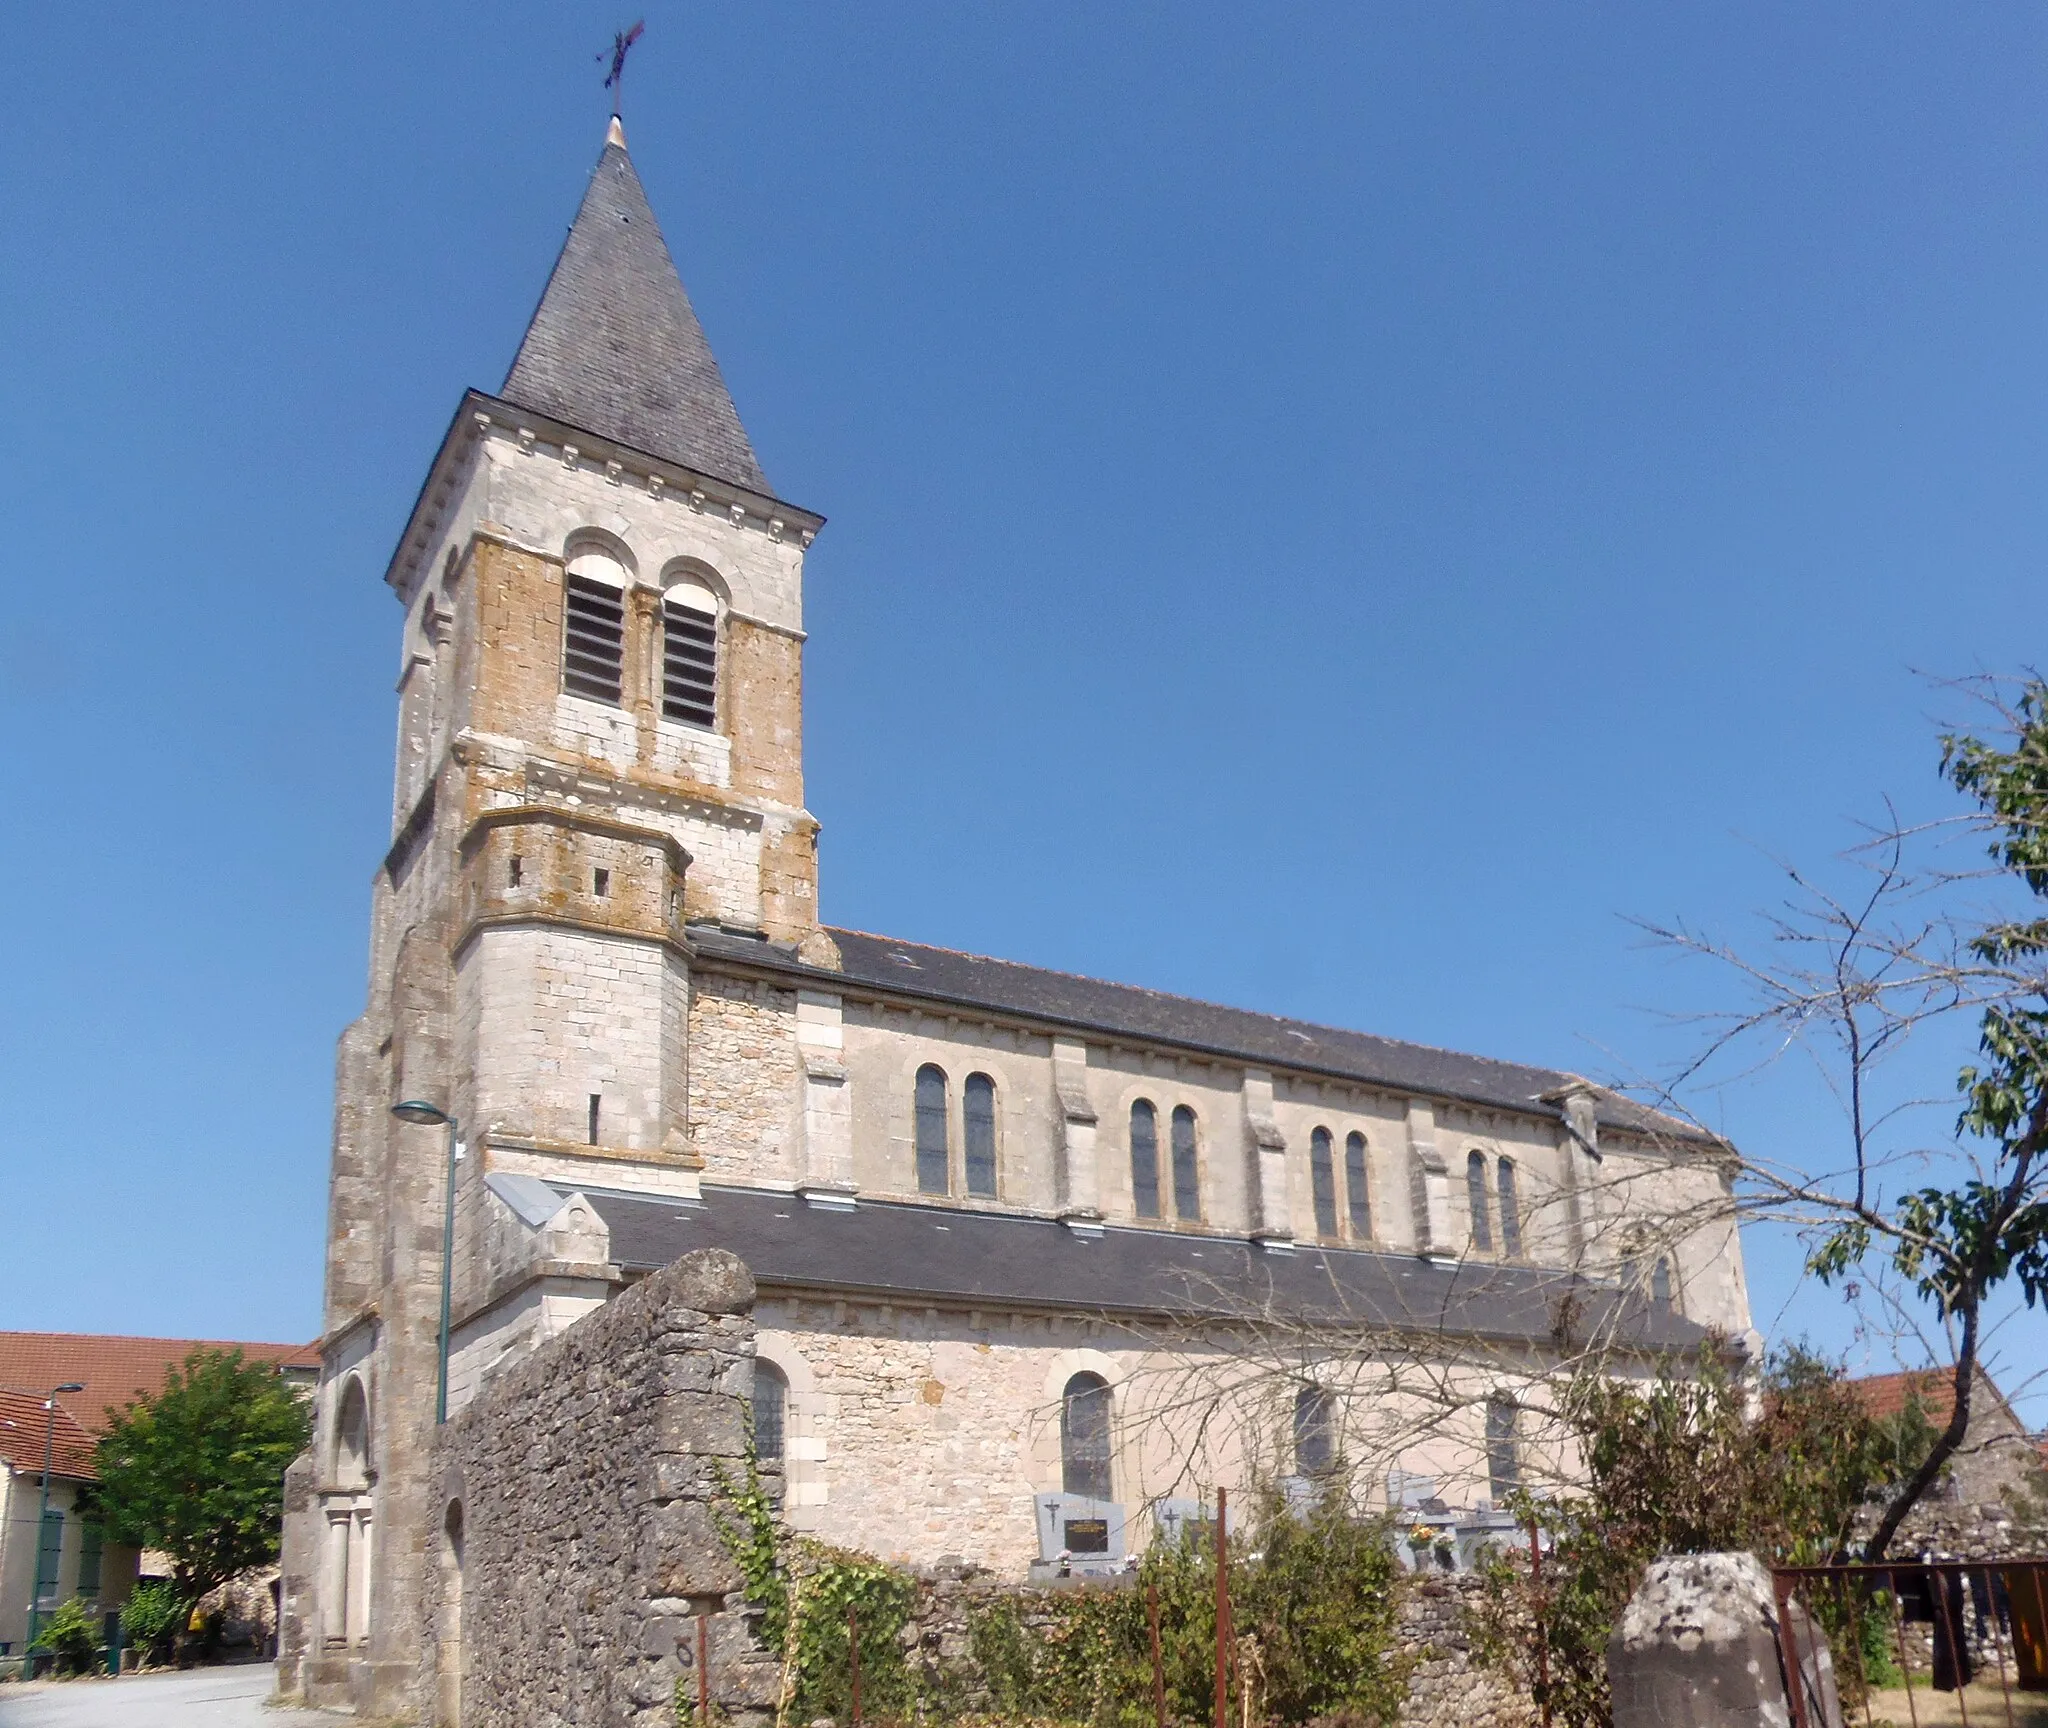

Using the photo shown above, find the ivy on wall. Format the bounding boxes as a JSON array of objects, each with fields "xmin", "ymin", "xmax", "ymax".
[{"xmin": 713, "ymin": 1462, "xmax": 1408, "ymax": 1728}]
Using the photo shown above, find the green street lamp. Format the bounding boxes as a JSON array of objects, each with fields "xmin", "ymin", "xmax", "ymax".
[
  {"xmin": 391, "ymin": 1100, "xmax": 461, "ymax": 1424},
  {"xmin": 21, "ymin": 1382, "xmax": 85, "ymax": 1678}
]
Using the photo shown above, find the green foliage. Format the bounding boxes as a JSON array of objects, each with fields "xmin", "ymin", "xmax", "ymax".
[
  {"xmin": 966, "ymin": 1491, "xmax": 1406, "ymax": 1728},
  {"xmin": 711, "ymin": 1453, "xmax": 790, "ymax": 1652},
  {"xmin": 120, "ymin": 1579, "xmax": 186, "ymax": 1667},
  {"xmin": 711, "ymin": 1452, "xmax": 920, "ymax": 1722},
  {"xmin": 712, "ymin": 1463, "xmax": 1405, "ymax": 1727},
  {"xmin": 94, "ymin": 1347, "xmax": 312, "ymax": 1605},
  {"xmin": 30, "ymin": 1597, "xmax": 104, "ymax": 1677},
  {"xmin": 784, "ymin": 1549, "xmax": 922, "ymax": 1723},
  {"xmin": 1473, "ymin": 1348, "xmax": 1904, "ymax": 1728}
]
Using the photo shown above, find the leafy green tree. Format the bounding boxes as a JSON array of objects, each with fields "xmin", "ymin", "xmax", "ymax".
[
  {"xmin": 1646, "ymin": 674, "xmax": 2048, "ymax": 1558},
  {"xmin": 94, "ymin": 1348, "xmax": 311, "ymax": 1606}
]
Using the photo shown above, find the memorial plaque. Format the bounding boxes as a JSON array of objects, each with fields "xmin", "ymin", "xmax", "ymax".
[{"xmin": 1065, "ymin": 1516, "xmax": 1110, "ymax": 1554}]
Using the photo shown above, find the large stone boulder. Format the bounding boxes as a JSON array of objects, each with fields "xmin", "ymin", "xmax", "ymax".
[{"xmin": 1609, "ymin": 1553, "xmax": 1841, "ymax": 1728}]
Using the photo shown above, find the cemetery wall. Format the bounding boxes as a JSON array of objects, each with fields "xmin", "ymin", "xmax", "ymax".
[
  {"xmin": 423, "ymin": 1248, "xmax": 783, "ymax": 1728},
  {"xmin": 898, "ymin": 1565, "xmax": 1535, "ymax": 1728}
]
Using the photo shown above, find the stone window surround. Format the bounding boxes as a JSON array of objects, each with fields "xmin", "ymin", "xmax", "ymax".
[
  {"xmin": 558, "ymin": 527, "xmax": 748, "ymax": 745},
  {"xmin": 899, "ymin": 1055, "xmax": 1008, "ymax": 1203},
  {"xmin": 1305, "ymin": 1122, "xmax": 1382, "ymax": 1247},
  {"xmin": 1117, "ymin": 1087, "xmax": 1207, "ymax": 1230}
]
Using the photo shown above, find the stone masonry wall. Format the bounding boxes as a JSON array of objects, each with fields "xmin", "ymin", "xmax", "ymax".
[
  {"xmin": 424, "ymin": 1249, "xmax": 782, "ymax": 1728},
  {"xmin": 898, "ymin": 1565, "xmax": 1534, "ymax": 1728},
  {"xmin": 690, "ymin": 973, "xmax": 803, "ymax": 1179}
]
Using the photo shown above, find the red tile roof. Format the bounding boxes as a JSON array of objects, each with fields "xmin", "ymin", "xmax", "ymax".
[
  {"xmin": 1848, "ymin": 1365, "xmax": 2024, "ymax": 1437},
  {"xmin": 0, "ymin": 1331, "xmax": 320, "ymax": 1440},
  {"xmin": 1851, "ymin": 1369, "xmax": 1959, "ymax": 1425},
  {"xmin": 0, "ymin": 1388, "xmax": 100, "ymax": 1481}
]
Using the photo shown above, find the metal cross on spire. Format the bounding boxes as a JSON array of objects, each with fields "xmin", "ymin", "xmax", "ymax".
[{"xmin": 601, "ymin": 20, "xmax": 645, "ymax": 117}]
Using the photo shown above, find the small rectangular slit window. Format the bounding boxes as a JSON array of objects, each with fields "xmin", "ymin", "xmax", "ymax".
[
  {"xmin": 593, "ymin": 867, "xmax": 610, "ymax": 897},
  {"xmin": 563, "ymin": 575, "xmax": 625, "ymax": 704},
  {"xmin": 662, "ymin": 599, "xmax": 718, "ymax": 727},
  {"xmin": 508, "ymin": 855, "xmax": 523, "ymax": 887},
  {"xmin": 588, "ymin": 1094, "xmax": 601, "ymax": 1145}
]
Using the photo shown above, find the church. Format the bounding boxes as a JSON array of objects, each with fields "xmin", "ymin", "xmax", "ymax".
[{"xmin": 276, "ymin": 114, "xmax": 1753, "ymax": 1718}]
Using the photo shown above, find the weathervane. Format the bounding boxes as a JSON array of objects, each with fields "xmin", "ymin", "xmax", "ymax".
[{"xmin": 601, "ymin": 20, "xmax": 645, "ymax": 117}]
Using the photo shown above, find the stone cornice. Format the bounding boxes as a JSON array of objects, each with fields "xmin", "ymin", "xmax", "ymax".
[{"xmin": 386, "ymin": 390, "xmax": 827, "ymax": 601}]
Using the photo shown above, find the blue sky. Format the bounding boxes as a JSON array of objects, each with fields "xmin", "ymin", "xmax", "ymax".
[{"xmin": 1, "ymin": 5, "xmax": 2041, "ymax": 1413}]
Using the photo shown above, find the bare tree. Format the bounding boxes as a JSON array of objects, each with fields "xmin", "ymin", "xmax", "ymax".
[{"xmin": 1634, "ymin": 673, "xmax": 2048, "ymax": 1557}]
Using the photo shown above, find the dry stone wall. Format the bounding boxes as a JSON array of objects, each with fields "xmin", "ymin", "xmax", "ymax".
[{"xmin": 426, "ymin": 1248, "xmax": 782, "ymax": 1728}]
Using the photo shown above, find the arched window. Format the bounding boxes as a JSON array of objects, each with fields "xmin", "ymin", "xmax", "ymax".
[
  {"xmin": 1294, "ymin": 1385, "xmax": 1337, "ymax": 1477},
  {"xmin": 563, "ymin": 549, "xmax": 627, "ymax": 704},
  {"xmin": 1061, "ymin": 1372, "xmax": 1113, "ymax": 1502},
  {"xmin": 1344, "ymin": 1132, "xmax": 1371, "ymax": 1239},
  {"xmin": 1130, "ymin": 1100, "xmax": 1161, "ymax": 1219},
  {"xmin": 1650, "ymin": 1258, "xmax": 1674, "ymax": 1313},
  {"xmin": 1309, "ymin": 1127, "xmax": 1338, "ymax": 1238},
  {"xmin": 1466, "ymin": 1151, "xmax": 1493, "ymax": 1252},
  {"xmin": 1485, "ymin": 1396, "xmax": 1520, "ymax": 1502},
  {"xmin": 1170, "ymin": 1105, "xmax": 1201, "ymax": 1221},
  {"xmin": 964, "ymin": 1073, "xmax": 998, "ymax": 1198},
  {"xmin": 335, "ymin": 1377, "xmax": 370, "ymax": 1491},
  {"xmin": 751, "ymin": 1359, "xmax": 788, "ymax": 1462},
  {"xmin": 914, "ymin": 1065, "xmax": 949, "ymax": 1195},
  {"xmin": 1496, "ymin": 1158, "xmax": 1522, "ymax": 1258},
  {"xmin": 661, "ymin": 577, "xmax": 719, "ymax": 728}
]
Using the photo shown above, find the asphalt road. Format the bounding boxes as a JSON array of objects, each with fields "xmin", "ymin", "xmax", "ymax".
[{"xmin": 0, "ymin": 1663, "xmax": 341, "ymax": 1727}]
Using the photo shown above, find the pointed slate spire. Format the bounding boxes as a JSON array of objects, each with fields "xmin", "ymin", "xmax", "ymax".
[{"xmin": 503, "ymin": 119, "xmax": 770, "ymax": 494}]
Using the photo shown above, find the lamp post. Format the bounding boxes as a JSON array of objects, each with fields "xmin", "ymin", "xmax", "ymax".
[
  {"xmin": 21, "ymin": 1381, "xmax": 85, "ymax": 1678},
  {"xmin": 391, "ymin": 1100, "xmax": 461, "ymax": 1424}
]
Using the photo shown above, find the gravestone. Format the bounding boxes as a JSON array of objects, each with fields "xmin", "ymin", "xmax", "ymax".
[
  {"xmin": 1030, "ymin": 1493, "xmax": 1127, "ymax": 1579},
  {"xmin": 1152, "ymin": 1497, "xmax": 1237, "ymax": 1553},
  {"xmin": 1609, "ymin": 1553, "xmax": 1843, "ymax": 1728}
]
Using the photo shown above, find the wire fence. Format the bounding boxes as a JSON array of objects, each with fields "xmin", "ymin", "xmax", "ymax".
[{"xmin": 1772, "ymin": 1561, "xmax": 2048, "ymax": 1728}]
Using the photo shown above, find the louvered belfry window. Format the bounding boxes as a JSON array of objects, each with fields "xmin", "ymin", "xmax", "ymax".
[
  {"xmin": 662, "ymin": 580, "xmax": 719, "ymax": 727},
  {"xmin": 563, "ymin": 571, "xmax": 626, "ymax": 703}
]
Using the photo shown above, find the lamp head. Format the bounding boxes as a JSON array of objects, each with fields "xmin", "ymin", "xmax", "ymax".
[
  {"xmin": 54, "ymin": 1383, "xmax": 83, "ymax": 1394},
  {"xmin": 391, "ymin": 1100, "xmax": 451, "ymax": 1127}
]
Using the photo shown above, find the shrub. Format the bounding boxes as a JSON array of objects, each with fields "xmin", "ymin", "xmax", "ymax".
[
  {"xmin": 31, "ymin": 1597, "xmax": 104, "ymax": 1678},
  {"xmin": 120, "ymin": 1579, "xmax": 186, "ymax": 1668},
  {"xmin": 714, "ymin": 1454, "xmax": 1407, "ymax": 1727},
  {"xmin": 965, "ymin": 1489, "xmax": 1406, "ymax": 1728}
]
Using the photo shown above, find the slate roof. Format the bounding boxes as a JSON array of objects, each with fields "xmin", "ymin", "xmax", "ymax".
[
  {"xmin": 684, "ymin": 926, "xmax": 1706, "ymax": 1144},
  {"xmin": 0, "ymin": 1331, "xmax": 320, "ymax": 1436},
  {"xmin": 565, "ymin": 1183, "xmax": 1708, "ymax": 1353},
  {"xmin": 503, "ymin": 122, "xmax": 770, "ymax": 495}
]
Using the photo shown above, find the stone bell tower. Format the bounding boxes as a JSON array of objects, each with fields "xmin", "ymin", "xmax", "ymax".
[{"xmin": 279, "ymin": 115, "xmax": 828, "ymax": 1714}]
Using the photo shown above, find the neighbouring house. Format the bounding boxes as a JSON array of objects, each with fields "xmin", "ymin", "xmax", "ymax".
[
  {"xmin": 1849, "ymin": 1364, "xmax": 2048, "ymax": 1555},
  {"xmin": 0, "ymin": 1331, "xmax": 319, "ymax": 1661},
  {"xmin": 0, "ymin": 1388, "xmax": 120, "ymax": 1663}
]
